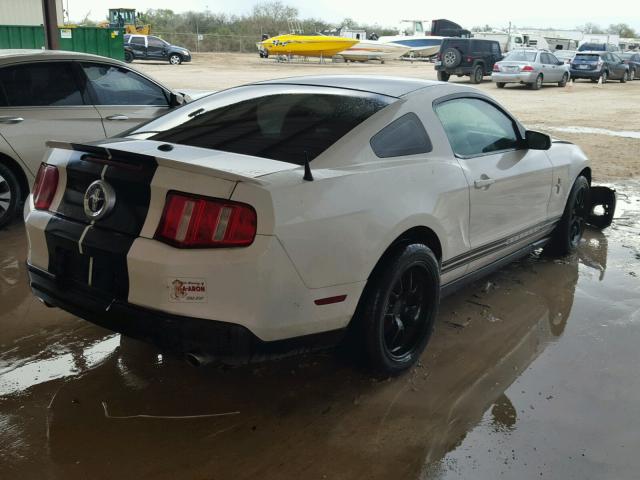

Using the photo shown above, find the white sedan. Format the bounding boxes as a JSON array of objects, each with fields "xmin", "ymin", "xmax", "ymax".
[{"xmin": 24, "ymin": 76, "xmax": 613, "ymax": 374}]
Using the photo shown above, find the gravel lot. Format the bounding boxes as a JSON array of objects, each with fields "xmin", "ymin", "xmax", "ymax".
[{"xmin": 133, "ymin": 52, "xmax": 640, "ymax": 181}]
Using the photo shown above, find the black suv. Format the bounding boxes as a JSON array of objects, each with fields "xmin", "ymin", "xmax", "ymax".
[
  {"xmin": 435, "ymin": 38, "xmax": 502, "ymax": 84},
  {"xmin": 124, "ymin": 35, "xmax": 192, "ymax": 65}
]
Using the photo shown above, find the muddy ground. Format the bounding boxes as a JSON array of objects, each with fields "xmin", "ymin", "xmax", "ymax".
[
  {"xmin": 1, "ymin": 53, "xmax": 640, "ymax": 479},
  {"xmin": 133, "ymin": 53, "xmax": 640, "ymax": 181}
]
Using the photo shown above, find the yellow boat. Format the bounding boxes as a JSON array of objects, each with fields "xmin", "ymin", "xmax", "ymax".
[{"xmin": 258, "ymin": 34, "xmax": 359, "ymax": 58}]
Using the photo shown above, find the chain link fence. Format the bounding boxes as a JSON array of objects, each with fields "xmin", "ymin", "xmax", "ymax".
[{"xmin": 154, "ymin": 32, "xmax": 260, "ymax": 53}]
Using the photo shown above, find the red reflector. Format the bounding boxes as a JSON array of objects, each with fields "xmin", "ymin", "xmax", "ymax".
[
  {"xmin": 155, "ymin": 192, "xmax": 257, "ymax": 248},
  {"xmin": 314, "ymin": 295, "xmax": 347, "ymax": 306},
  {"xmin": 521, "ymin": 65, "xmax": 534, "ymax": 72},
  {"xmin": 32, "ymin": 164, "xmax": 59, "ymax": 210}
]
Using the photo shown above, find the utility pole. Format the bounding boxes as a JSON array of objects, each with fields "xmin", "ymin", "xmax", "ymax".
[{"xmin": 41, "ymin": 0, "xmax": 60, "ymax": 49}]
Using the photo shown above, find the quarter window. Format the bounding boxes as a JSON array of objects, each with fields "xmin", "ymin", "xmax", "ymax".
[
  {"xmin": 435, "ymin": 97, "xmax": 520, "ymax": 157},
  {"xmin": 370, "ymin": 113, "xmax": 432, "ymax": 158},
  {"xmin": 81, "ymin": 63, "xmax": 168, "ymax": 106},
  {"xmin": 0, "ymin": 62, "xmax": 84, "ymax": 107},
  {"xmin": 130, "ymin": 36, "xmax": 145, "ymax": 46}
]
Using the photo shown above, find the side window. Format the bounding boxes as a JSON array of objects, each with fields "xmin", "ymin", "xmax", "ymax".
[
  {"xmin": 81, "ymin": 63, "xmax": 168, "ymax": 106},
  {"xmin": 435, "ymin": 97, "xmax": 520, "ymax": 157},
  {"xmin": 130, "ymin": 36, "xmax": 145, "ymax": 46},
  {"xmin": 370, "ymin": 113, "xmax": 432, "ymax": 158},
  {"xmin": 0, "ymin": 62, "xmax": 84, "ymax": 107},
  {"xmin": 549, "ymin": 54, "xmax": 560, "ymax": 64},
  {"xmin": 148, "ymin": 37, "xmax": 165, "ymax": 48}
]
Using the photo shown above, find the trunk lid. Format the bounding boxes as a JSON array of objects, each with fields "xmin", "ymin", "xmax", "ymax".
[{"xmin": 45, "ymin": 139, "xmax": 296, "ymax": 237}]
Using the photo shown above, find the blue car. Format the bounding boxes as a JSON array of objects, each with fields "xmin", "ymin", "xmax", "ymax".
[{"xmin": 570, "ymin": 51, "xmax": 630, "ymax": 83}]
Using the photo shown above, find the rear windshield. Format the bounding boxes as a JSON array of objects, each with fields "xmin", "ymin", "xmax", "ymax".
[
  {"xmin": 574, "ymin": 54, "xmax": 600, "ymax": 61},
  {"xmin": 578, "ymin": 43, "xmax": 605, "ymax": 51},
  {"xmin": 150, "ymin": 93, "xmax": 392, "ymax": 164},
  {"xmin": 504, "ymin": 51, "xmax": 537, "ymax": 62}
]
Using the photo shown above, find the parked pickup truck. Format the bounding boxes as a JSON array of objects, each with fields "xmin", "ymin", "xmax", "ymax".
[{"xmin": 124, "ymin": 34, "xmax": 192, "ymax": 65}]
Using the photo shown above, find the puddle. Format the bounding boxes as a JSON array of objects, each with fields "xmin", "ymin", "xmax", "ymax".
[
  {"xmin": 0, "ymin": 182, "xmax": 639, "ymax": 479},
  {"xmin": 535, "ymin": 125, "xmax": 640, "ymax": 139}
]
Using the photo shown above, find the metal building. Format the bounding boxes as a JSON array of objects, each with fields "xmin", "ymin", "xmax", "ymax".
[{"xmin": 0, "ymin": 0, "xmax": 64, "ymax": 26}]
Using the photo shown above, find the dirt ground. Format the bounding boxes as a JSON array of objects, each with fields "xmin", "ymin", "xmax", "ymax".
[
  {"xmin": 132, "ymin": 52, "xmax": 640, "ymax": 181},
  {"xmin": 1, "ymin": 52, "xmax": 640, "ymax": 480}
]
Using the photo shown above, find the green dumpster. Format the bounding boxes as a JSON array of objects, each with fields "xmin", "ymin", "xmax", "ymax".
[{"xmin": 0, "ymin": 25, "xmax": 124, "ymax": 61}]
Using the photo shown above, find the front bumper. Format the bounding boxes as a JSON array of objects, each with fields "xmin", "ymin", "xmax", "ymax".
[
  {"xmin": 28, "ymin": 264, "xmax": 343, "ymax": 360},
  {"xmin": 491, "ymin": 72, "xmax": 538, "ymax": 83}
]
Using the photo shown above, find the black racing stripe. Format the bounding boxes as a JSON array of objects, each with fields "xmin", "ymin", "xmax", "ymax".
[
  {"xmin": 44, "ymin": 144, "xmax": 159, "ymax": 301},
  {"xmin": 442, "ymin": 218, "xmax": 560, "ymax": 273}
]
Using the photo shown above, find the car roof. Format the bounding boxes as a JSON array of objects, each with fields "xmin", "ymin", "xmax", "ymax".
[
  {"xmin": 253, "ymin": 75, "xmax": 439, "ymax": 98},
  {"xmin": 0, "ymin": 49, "xmax": 125, "ymax": 66}
]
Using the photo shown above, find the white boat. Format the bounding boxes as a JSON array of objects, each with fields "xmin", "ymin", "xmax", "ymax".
[
  {"xmin": 337, "ymin": 40, "xmax": 411, "ymax": 62},
  {"xmin": 378, "ymin": 35, "xmax": 444, "ymax": 57},
  {"xmin": 378, "ymin": 20, "xmax": 444, "ymax": 57}
]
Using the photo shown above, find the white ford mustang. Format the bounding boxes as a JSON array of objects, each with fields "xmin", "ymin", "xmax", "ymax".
[{"xmin": 24, "ymin": 76, "xmax": 614, "ymax": 374}]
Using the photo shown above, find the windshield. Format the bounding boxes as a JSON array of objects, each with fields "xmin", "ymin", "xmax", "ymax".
[
  {"xmin": 148, "ymin": 91, "xmax": 393, "ymax": 164},
  {"xmin": 504, "ymin": 51, "xmax": 537, "ymax": 62}
]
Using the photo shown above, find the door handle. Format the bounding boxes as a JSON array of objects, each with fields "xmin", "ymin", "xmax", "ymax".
[
  {"xmin": 105, "ymin": 114, "xmax": 129, "ymax": 121},
  {"xmin": 0, "ymin": 116, "xmax": 24, "ymax": 124},
  {"xmin": 474, "ymin": 176, "xmax": 495, "ymax": 189}
]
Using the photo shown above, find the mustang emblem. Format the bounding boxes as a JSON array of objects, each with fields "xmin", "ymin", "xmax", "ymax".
[{"xmin": 83, "ymin": 180, "xmax": 115, "ymax": 220}]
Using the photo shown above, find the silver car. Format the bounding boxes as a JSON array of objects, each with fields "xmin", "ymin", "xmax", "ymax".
[
  {"xmin": 492, "ymin": 49, "xmax": 570, "ymax": 90},
  {"xmin": 0, "ymin": 49, "xmax": 211, "ymax": 228}
]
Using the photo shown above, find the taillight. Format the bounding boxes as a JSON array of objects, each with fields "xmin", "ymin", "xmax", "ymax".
[
  {"xmin": 521, "ymin": 65, "xmax": 534, "ymax": 72},
  {"xmin": 493, "ymin": 64, "xmax": 500, "ymax": 72},
  {"xmin": 466, "ymin": 57, "xmax": 472, "ymax": 63},
  {"xmin": 32, "ymin": 164, "xmax": 59, "ymax": 210},
  {"xmin": 155, "ymin": 192, "xmax": 257, "ymax": 248}
]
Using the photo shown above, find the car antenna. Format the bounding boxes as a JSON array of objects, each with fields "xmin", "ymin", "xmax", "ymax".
[{"xmin": 303, "ymin": 150, "xmax": 314, "ymax": 181}]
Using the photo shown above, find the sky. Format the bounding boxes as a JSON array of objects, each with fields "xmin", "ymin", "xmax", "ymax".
[{"xmin": 65, "ymin": 0, "xmax": 640, "ymax": 32}]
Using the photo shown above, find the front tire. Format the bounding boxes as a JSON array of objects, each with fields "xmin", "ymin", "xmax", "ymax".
[
  {"xmin": 169, "ymin": 54, "xmax": 182, "ymax": 65},
  {"xmin": 558, "ymin": 73, "xmax": 568, "ymax": 87},
  {"xmin": 469, "ymin": 65, "xmax": 483, "ymax": 84},
  {"xmin": 437, "ymin": 71, "xmax": 450, "ymax": 82},
  {"xmin": 356, "ymin": 243, "xmax": 440, "ymax": 375},
  {"xmin": 620, "ymin": 70, "xmax": 628, "ymax": 83},
  {"xmin": 0, "ymin": 163, "xmax": 21, "ymax": 229},
  {"xmin": 546, "ymin": 176, "xmax": 590, "ymax": 256},
  {"xmin": 630, "ymin": 68, "xmax": 636, "ymax": 80}
]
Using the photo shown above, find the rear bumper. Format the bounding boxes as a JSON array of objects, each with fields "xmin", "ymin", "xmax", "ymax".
[
  {"xmin": 28, "ymin": 264, "xmax": 344, "ymax": 359},
  {"xmin": 491, "ymin": 72, "xmax": 538, "ymax": 83},
  {"xmin": 570, "ymin": 68, "xmax": 601, "ymax": 79}
]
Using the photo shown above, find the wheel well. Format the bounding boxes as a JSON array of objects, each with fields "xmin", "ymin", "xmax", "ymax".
[
  {"xmin": 579, "ymin": 167, "xmax": 592, "ymax": 185},
  {"xmin": 373, "ymin": 226, "xmax": 443, "ymax": 276},
  {"xmin": 0, "ymin": 152, "xmax": 30, "ymax": 200}
]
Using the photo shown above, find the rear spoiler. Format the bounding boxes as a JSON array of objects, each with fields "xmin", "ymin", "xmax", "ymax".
[{"xmin": 45, "ymin": 140, "xmax": 265, "ymax": 185}]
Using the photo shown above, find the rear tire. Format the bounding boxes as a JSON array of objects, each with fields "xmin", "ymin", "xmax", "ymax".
[
  {"xmin": 601, "ymin": 70, "xmax": 608, "ymax": 83},
  {"xmin": 354, "ymin": 243, "xmax": 440, "ymax": 375},
  {"xmin": 558, "ymin": 73, "xmax": 568, "ymax": 87},
  {"xmin": 0, "ymin": 162, "xmax": 21, "ymax": 229},
  {"xmin": 546, "ymin": 176, "xmax": 590, "ymax": 256},
  {"xmin": 469, "ymin": 65, "xmax": 483, "ymax": 84},
  {"xmin": 496, "ymin": 82, "xmax": 506, "ymax": 88},
  {"xmin": 531, "ymin": 74, "xmax": 543, "ymax": 90},
  {"xmin": 124, "ymin": 51, "xmax": 133, "ymax": 63},
  {"xmin": 437, "ymin": 71, "xmax": 450, "ymax": 82},
  {"xmin": 631, "ymin": 68, "xmax": 636, "ymax": 80}
]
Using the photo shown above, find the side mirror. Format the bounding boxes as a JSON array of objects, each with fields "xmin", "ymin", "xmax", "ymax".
[
  {"xmin": 169, "ymin": 91, "xmax": 185, "ymax": 108},
  {"xmin": 525, "ymin": 130, "xmax": 551, "ymax": 150}
]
